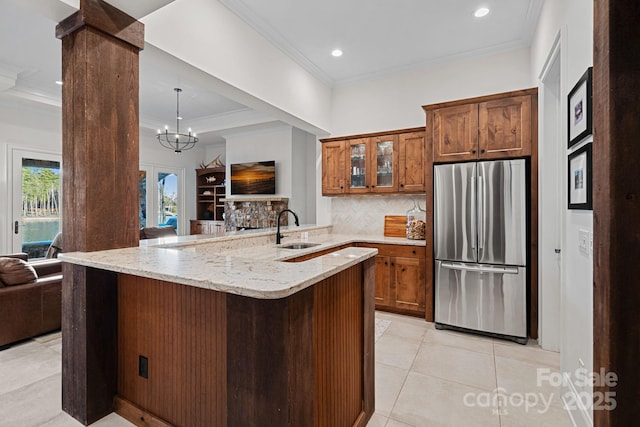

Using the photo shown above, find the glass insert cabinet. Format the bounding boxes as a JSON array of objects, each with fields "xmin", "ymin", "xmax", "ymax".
[{"xmin": 348, "ymin": 136, "xmax": 398, "ymax": 193}]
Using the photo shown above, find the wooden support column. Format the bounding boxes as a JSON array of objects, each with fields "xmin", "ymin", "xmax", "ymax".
[
  {"xmin": 56, "ymin": 0, "xmax": 143, "ymax": 424},
  {"xmin": 593, "ymin": 1, "xmax": 640, "ymax": 425}
]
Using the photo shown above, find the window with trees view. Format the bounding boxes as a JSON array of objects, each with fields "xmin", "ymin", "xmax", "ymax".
[{"xmin": 20, "ymin": 158, "xmax": 61, "ymax": 257}]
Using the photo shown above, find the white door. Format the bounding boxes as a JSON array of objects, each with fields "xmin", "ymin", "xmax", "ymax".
[
  {"xmin": 538, "ymin": 39, "xmax": 563, "ymax": 351},
  {"xmin": 11, "ymin": 149, "xmax": 62, "ymax": 257},
  {"xmin": 138, "ymin": 164, "xmax": 185, "ymax": 235}
]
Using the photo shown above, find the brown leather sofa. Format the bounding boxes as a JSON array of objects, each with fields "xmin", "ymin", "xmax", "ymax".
[
  {"xmin": 0, "ymin": 253, "xmax": 62, "ymax": 348},
  {"xmin": 140, "ymin": 225, "xmax": 177, "ymax": 239}
]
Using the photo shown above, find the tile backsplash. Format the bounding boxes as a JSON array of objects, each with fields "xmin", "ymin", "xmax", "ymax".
[{"xmin": 330, "ymin": 195, "xmax": 427, "ymax": 235}]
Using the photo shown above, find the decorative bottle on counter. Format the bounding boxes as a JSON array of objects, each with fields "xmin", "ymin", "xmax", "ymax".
[{"xmin": 406, "ymin": 200, "xmax": 426, "ymax": 240}]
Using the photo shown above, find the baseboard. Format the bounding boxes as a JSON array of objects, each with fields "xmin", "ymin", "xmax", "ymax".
[{"xmin": 562, "ymin": 372, "xmax": 593, "ymax": 427}]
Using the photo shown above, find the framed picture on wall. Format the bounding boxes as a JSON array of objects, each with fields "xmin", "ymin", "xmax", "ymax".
[
  {"xmin": 568, "ymin": 142, "xmax": 592, "ymax": 210},
  {"xmin": 567, "ymin": 67, "xmax": 593, "ymax": 148}
]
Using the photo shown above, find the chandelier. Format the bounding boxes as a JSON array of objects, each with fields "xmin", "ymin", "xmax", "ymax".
[{"xmin": 157, "ymin": 88, "xmax": 198, "ymax": 153}]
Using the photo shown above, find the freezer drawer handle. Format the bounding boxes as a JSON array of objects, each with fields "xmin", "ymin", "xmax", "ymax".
[{"xmin": 441, "ymin": 262, "xmax": 519, "ymax": 275}]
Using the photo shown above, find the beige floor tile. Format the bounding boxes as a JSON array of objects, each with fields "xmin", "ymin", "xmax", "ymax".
[
  {"xmin": 386, "ymin": 418, "xmax": 415, "ymax": 427},
  {"xmin": 383, "ymin": 320, "xmax": 429, "ymax": 342},
  {"xmin": 366, "ymin": 412, "xmax": 388, "ymax": 427},
  {"xmin": 375, "ymin": 334, "xmax": 421, "ymax": 370},
  {"xmin": 499, "ymin": 394, "xmax": 573, "ymax": 427},
  {"xmin": 0, "ymin": 373, "xmax": 63, "ymax": 427},
  {"xmin": 377, "ymin": 312, "xmax": 433, "ymax": 329},
  {"xmin": 494, "ymin": 341, "xmax": 560, "ymax": 368},
  {"xmin": 495, "ymin": 356, "xmax": 564, "ymax": 408},
  {"xmin": 91, "ymin": 413, "xmax": 136, "ymax": 426},
  {"xmin": 0, "ymin": 346, "xmax": 61, "ymax": 395},
  {"xmin": 423, "ymin": 328, "xmax": 494, "ymax": 355},
  {"xmin": 375, "ymin": 362, "xmax": 409, "ymax": 417},
  {"xmin": 412, "ymin": 341, "xmax": 497, "ymax": 391},
  {"xmin": 0, "ymin": 340, "xmax": 47, "ymax": 364},
  {"xmin": 391, "ymin": 371, "xmax": 501, "ymax": 427}
]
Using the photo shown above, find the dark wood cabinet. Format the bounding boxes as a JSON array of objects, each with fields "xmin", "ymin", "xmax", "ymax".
[
  {"xmin": 321, "ymin": 127, "xmax": 425, "ymax": 196},
  {"xmin": 398, "ymin": 131, "xmax": 426, "ymax": 192},
  {"xmin": 358, "ymin": 243, "xmax": 427, "ymax": 317},
  {"xmin": 479, "ymin": 95, "xmax": 532, "ymax": 159},
  {"xmin": 321, "ymin": 141, "xmax": 347, "ymax": 195},
  {"xmin": 431, "ymin": 93, "xmax": 533, "ymax": 162},
  {"xmin": 432, "ymin": 103, "xmax": 479, "ymax": 162},
  {"xmin": 190, "ymin": 219, "xmax": 224, "ymax": 235},
  {"xmin": 193, "ymin": 167, "xmax": 226, "ymax": 235}
]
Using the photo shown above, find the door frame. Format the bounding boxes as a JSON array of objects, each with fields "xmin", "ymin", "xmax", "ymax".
[
  {"xmin": 139, "ymin": 163, "xmax": 186, "ymax": 235},
  {"xmin": 537, "ymin": 29, "xmax": 565, "ymax": 352},
  {"xmin": 10, "ymin": 146, "xmax": 62, "ymax": 254}
]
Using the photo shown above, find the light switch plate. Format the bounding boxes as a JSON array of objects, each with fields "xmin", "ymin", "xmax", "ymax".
[{"xmin": 578, "ymin": 229, "xmax": 589, "ymax": 254}]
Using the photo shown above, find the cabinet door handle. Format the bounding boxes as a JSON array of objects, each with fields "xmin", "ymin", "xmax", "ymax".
[
  {"xmin": 384, "ymin": 262, "xmax": 388, "ymax": 266},
  {"xmin": 402, "ymin": 268, "xmax": 406, "ymax": 272},
  {"xmin": 471, "ymin": 149, "xmax": 477, "ymax": 154},
  {"xmin": 391, "ymin": 262, "xmax": 395, "ymax": 267},
  {"xmin": 412, "ymin": 250, "xmax": 416, "ymax": 255},
  {"xmin": 480, "ymin": 148, "xmax": 486, "ymax": 153},
  {"xmin": 371, "ymin": 185, "xmax": 375, "ymax": 188},
  {"xmin": 400, "ymin": 183, "xmax": 404, "ymax": 187}
]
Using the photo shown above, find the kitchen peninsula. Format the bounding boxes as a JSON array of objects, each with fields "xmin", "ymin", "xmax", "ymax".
[{"xmin": 60, "ymin": 226, "xmax": 381, "ymax": 427}]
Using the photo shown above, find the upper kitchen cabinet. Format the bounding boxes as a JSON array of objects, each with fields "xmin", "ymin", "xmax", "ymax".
[
  {"xmin": 432, "ymin": 104, "xmax": 479, "ymax": 162},
  {"xmin": 347, "ymin": 136, "xmax": 398, "ymax": 194},
  {"xmin": 399, "ymin": 131, "xmax": 426, "ymax": 193},
  {"xmin": 426, "ymin": 89, "xmax": 536, "ymax": 163},
  {"xmin": 321, "ymin": 127, "xmax": 425, "ymax": 196},
  {"xmin": 321, "ymin": 140, "xmax": 347, "ymax": 195}
]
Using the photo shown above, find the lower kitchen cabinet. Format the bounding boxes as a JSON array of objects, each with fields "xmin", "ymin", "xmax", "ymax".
[
  {"xmin": 358, "ymin": 243, "xmax": 427, "ymax": 317},
  {"xmin": 190, "ymin": 219, "xmax": 224, "ymax": 235}
]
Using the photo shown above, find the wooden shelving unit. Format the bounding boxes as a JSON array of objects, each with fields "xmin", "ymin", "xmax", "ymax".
[{"xmin": 191, "ymin": 167, "xmax": 226, "ymax": 235}]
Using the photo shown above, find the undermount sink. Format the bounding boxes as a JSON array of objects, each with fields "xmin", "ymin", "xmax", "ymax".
[{"xmin": 279, "ymin": 242, "xmax": 321, "ymax": 250}]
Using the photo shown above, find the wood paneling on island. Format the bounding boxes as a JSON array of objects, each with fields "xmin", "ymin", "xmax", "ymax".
[
  {"xmin": 118, "ymin": 277, "xmax": 227, "ymax": 426},
  {"xmin": 115, "ymin": 259, "xmax": 375, "ymax": 427}
]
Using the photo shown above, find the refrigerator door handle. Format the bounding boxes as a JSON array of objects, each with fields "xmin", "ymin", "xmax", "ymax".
[
  {"xmin": 478, "ymin": 175, "xmax": 484, "ymax": 253},
  {"xmin": 440, "ymin": 262, "xmax": 519, "ymax": 275},
  {"xmin": 470, "ymin": 176, "xmax": 477, "ymax": 255}
]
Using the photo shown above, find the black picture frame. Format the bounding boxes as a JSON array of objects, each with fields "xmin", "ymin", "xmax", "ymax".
[
  {"xmin": 567, "ymin": 67, "xmax": 593, "ymax": 148},
  {"xmin": 568, "ymin": 143, "xmax": 592, "ymax": 210}
]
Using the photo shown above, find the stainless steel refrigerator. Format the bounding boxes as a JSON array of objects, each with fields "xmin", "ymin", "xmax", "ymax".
[{"xmin": 433, "ymin": 159, "xmax": 527, "ymax": 344}]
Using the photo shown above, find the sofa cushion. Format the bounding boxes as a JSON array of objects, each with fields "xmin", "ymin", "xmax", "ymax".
[
  {"xmin": 140, "ymin": 226, "xmax": 177, "ymax": 240},
  {"xmin": 0, "ymin": 257, "xmax": 38, "ymax": 287},
  {"xmin": 45, "ymin": 232, "xmax": 63, "ymax": 258}
]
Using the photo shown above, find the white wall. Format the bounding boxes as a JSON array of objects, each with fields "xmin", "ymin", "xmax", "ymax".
[
  {"xmin": 0, "ymin": 103, "xmax": 61, "ymax": 255},
  {"xmin": 142, "ymin": 0, "xmax": 332, "ymax": 134},
  {"xmin": 530, "ymin": 1, "xmax": 594, "ymax": 426},
  {"xmin": 330, "ymin": 48, "xmax": 533, "ymax": 136},
  {"xmin": 224, "ymin": 125, "xmax": 316, "ymax": 224}
]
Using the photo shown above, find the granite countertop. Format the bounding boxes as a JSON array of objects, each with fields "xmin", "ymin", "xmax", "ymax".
[{"xmin": 59, "ymin": 225, "xmax": 426, "ymax": 299}]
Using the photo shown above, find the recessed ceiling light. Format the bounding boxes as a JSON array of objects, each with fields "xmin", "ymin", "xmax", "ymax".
[
  {"xmin": 55, "ymin": 80, "xmax": 63, "ymax": 85},
  {"xmin": 474, "ymin": 7, "xmax": 490, "ymax": 18},
  {"xmin": 331, "ymin": 49, "xmax": 343, "ymax": 57}
]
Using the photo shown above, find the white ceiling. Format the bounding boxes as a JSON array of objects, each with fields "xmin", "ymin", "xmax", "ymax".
[
  {"xmin": 219, "ymin": 0, "xmax": 544, "ymax": 85},
  {"xmin": 0, "ymin": 0, "xmax": 543, "ymax": 143}
]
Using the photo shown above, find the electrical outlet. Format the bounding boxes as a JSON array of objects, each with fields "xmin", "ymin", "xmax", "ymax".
[
  {"xmin": 589, "ymin": 232, "xmax": 593, "ymax": 254},
  {"xmin": 139, "ymin": 355, "xmax": 148, "ymax": 379}
]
